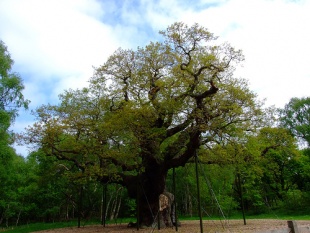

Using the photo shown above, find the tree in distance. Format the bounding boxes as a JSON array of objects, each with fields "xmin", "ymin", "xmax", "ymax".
[
  {"xmin": 279, "ymin": 97, "xmax": 310, "ymax": 147},
  {"xmin": 0, "ymin": 39, "xmax": 29, "ymax": 159},
  {"xmin": 0, "ymin": 40, "xmax": 30, "ymax": 226}
]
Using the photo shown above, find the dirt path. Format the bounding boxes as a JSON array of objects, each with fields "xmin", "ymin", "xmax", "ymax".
[{"xmin": 35, "ymin": 219, "xmax": 310, "ymax": 233}]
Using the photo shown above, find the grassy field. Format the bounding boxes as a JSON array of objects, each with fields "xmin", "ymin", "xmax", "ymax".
[
  {"xmin": 0, "ymin": 218, "xmax": 134, "ymax": 233},
  {"xmin": 0, "ymin": 221, "xmax": 83, "ymax": 233}
]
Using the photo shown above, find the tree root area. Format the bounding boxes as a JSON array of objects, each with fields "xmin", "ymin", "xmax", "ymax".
[{"xmin": 35, "ymin": 219, "xmax": 310, "ymax": 233}]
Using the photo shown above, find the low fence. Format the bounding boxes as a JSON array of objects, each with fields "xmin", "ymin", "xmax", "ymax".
[{"xmin": 258, "ymin": 221, "xmax": 310, "ymax": 233}]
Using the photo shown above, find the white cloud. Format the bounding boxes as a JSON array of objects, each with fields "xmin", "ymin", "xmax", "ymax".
[
  {"xmin": 169, "ymin": 0, "xmax": 310, "ymax": 107},
  {"xmin": 0, "ymin": 0, "xmax": 123, "ymax": 156},
  {"xmin": 0, "ymin": 0, "xmax": 120, "ymax": 95},
  {"xmin": 1, "ymin": 0, "xmax": 310, "ymax": 156}
]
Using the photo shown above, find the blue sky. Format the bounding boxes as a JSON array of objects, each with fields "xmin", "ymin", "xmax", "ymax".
[{"xmin": 0, "ymin": 0, "xmax": 310, "ymax": 156}]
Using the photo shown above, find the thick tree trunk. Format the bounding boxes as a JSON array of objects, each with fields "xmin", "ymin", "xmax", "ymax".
[
  {"xmin": 125, "ymin": 159, "xmax": 168, "ymax": 227},
  {"xmin": 158, "ymin": 191, "xmax": 175, "ymax": 228},
  {"xmin": 122, "ymin": 131, "xmax": 201, "ymax": 227},
  {"xmin": 138, "ymin": 166, "xmax": 166, "ymax": 226}
]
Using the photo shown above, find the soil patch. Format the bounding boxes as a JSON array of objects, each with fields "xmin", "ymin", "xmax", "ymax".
[{"xmin": 35, "ymin": 219, "xmax": 310, "ymax": 233}]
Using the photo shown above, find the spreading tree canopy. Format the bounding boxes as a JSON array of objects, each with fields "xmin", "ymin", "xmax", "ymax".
[{"xmin": 22, "ymin": 22, "xmax": 265, "ymax": 226}]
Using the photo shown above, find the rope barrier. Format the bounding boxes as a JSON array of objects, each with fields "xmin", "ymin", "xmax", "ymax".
[{"xmin": 180, "ymin": 158, "xmax": 233, "ymax": 232}]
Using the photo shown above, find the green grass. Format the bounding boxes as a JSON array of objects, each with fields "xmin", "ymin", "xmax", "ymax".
[
  {"xmin": 229, "ymin": 208, "xmax": 310, "ymax": 220},
  {"xmin": 179, "ymin": 211, "xmax": 310, "ymax": 221},
  {"xmin": 0, "ymin": 221, "xmax": 78, "ymax": 233},
  {"xmin": 242, "ymin": 213, "xmax": 310, "ymax": 220},
  {"xmin": 0, "ymin": 218, "xmax": 136, "ymax": 233}
]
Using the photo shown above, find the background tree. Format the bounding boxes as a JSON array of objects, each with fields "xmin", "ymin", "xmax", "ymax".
[
  {"xmin": 257, "ymin": 127, "xmax": 300, "ymax": 200},
  {"xmin": 235, "ymin": 127, "xmax": 301, "ymax": 213},
  {"xmin": 279, "ymin": 97, "xmax": 310, "ymax": 211},
  {"xmin": 0, "ymin": 40, "xmax": 29, "ymax": 227},
  {"xmin": 22, "ymin": 22, "xmax": 264, "ymax": 227},
  {"xmin": 1, "ymin": 39, "xmax": 29, "ymax": 163},
  {"xmin": 279, "ymin": 97, "xmax": 310, "ymax": 147},
  {"xmin": 203, "ymin": 126, "xmax": 301, "ymax": 215},
  {"xmin": 0, "ymin": 40, "xmax": 29, "ymax": 120},
  {"xmin": 295, "ymin": 148, "xmax": 310, "ymax": 210}
]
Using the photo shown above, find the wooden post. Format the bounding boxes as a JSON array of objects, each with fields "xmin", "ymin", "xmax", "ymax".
[
  {"xmin": 287, "ymin": 220, "xmax": 299, "ymax": 233},
  {"xmin": 195, "ymin": 151, "xmax": 203, "ymax": 233},
  {"xmin": 158, "ymin": 207, "xmax": 160, "ymax": 230},
  {"xmin": 101, "ymin": 184, "xmax": 107, "ymax": 227},
  {"xmin": 77, "ymin": 186, "xmax": 83, "ymax": 228},
  {"xmin": 173, "ymin": 167, "xmax": 178, "ymax": 231},
  {"xmin": 101, "ymin": 184, "xmax": 104, "ymax": 226},
  {"xmin": 237, "ymin": 173, "xmax": 246, "ymax": 225},
  {"xmin": 136, "ymin": 179, "xmax": 140, "ymax": 231}
]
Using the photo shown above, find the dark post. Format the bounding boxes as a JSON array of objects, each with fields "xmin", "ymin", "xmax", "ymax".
[
  {"xmin": 195, "ymin": 151, "xmax": 203, "ymax": 233},
  {"xmin": 101, "ymin": 184, "xmax": 107, "ymax": 227},
  {"xmin": 287, "ymin": 220, "xmax": 299, "ymax": 233},
  {"xmin": 158, "ymin": 206, "xmax": 160, "ymax": 230},
  {"xmin": 173, "ymin": 168, "xmax": 178, "ymax": 231},
  {"xmin": 237, "ymin": 173, "xmax": 246, "ymax": 225},
  {"xmin": 77, "ymin": 186, "xmax": 83, "ymax": 228},
  {"xmin": 136, "ymin": 179, "xmax": 140, "ymax": 231},
  {"xmin": 101, "ymin": 184, "xmax": 104, "ymax": 226}
]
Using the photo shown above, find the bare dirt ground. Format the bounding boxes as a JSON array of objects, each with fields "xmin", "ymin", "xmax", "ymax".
[{"xmin": 35, "ymin": 219, "xmax": 310, "ymax": 233}]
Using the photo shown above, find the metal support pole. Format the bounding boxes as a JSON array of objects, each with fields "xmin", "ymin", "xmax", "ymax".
[
  {"xmin": 136, "ymin": 179, "xmax": 140, "ymax": 231},
  {"xmin": 78, "ymin": 186, "xmax": 83, "ymax": 228},
  {"xmin": 195, "ymin": 151, "xmax": 203, "ymax": 233},
  {"xmin": 173, "ymin": 168, "xmax": 178, "ymax": 231},
  {"xmin": 158, "ymin": 208, "xmax": 160, "ymax": 230},
  {"xmin": 237, "ymin": 173, "xmax": 246, "ymax": 225},
  {"xmin": 101, "ymin": 184, "xmax": 107, "ymax": 227}
]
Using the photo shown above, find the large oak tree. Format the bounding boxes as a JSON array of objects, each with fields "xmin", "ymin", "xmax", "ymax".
[{"xmin": 23, "ymin": 22, "xmax": 264, "ymax": 226}]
